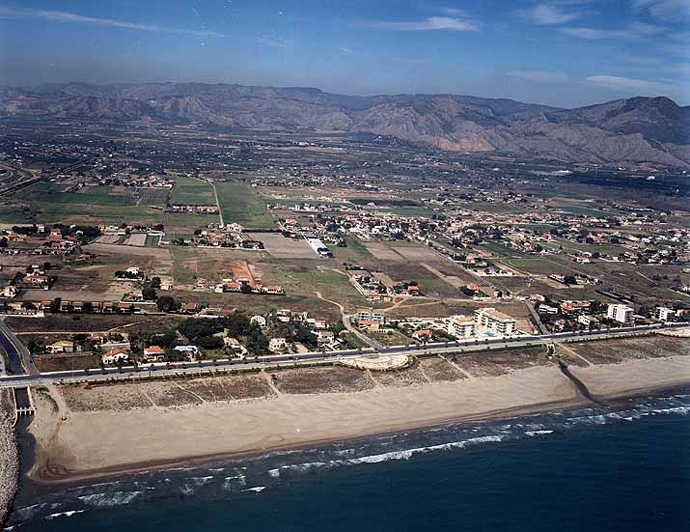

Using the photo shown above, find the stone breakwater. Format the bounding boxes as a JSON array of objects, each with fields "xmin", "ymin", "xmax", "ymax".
[{"xmin": 0, "ymin": 391, "xmax": 19, "ymax": 528}]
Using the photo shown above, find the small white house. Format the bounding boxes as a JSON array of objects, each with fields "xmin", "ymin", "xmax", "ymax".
[
  {"xmin": 315, "ymin": 330, "xmax": 335, "ymax": 346},
  {"xmin": 269, "ymin": 337, "xmax": 287, "ymax": 352},
  {"xmin": 250, "ymin": 315, "xmax": 267, "ymax": 328},
  {"xmin": 102, "ymin": 348, "xmax": 130, "ymax": 365},
  {"xmin": 224, "ymin": 337, "xmax": 247, "ymax": 355},
  {"xmin": 173, "ymin": 345, "xmax": 199, "ymax": 360},
  {"xmin": 143, "ymin": 345, "xmax": 165, "ymax": 361}
]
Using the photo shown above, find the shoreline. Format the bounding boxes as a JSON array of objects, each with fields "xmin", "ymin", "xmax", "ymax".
[
  {"xmin": 27, "ymin": 380, "xmax": 690, "ymax": 491},
  {"xmin": 30, "ymin": 396, "xmax": 587, "ymax": 488},
  {"xmin": 18, "ymin": 352, "xmax": 690, "ymax": 492}
]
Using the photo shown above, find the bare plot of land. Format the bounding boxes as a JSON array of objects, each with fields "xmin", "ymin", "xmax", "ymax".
[
  {"xmin": 364, "ymin": 242, "xmax": 404, "ymax": 261},
  {"xmin": 254, "ymin": 233, "xmax": 316, "ymax": 259},
  {"xmin": 19, "ymin": 289, "xmax": 117, "ymax": 302},
  {"xmin": 35, "ymin": 354, "xmax": 101, "ymax": 373},
  {"xmin": 7, "ymin": 314, "xmax": 182, "ymax": 333},
  {"xmin": 422, "ymin": 263, "xmax": 464, "ymax": 288},
  {"xmin": 85, "ymin": 243, "xmax": 171, "ymax": 260},
  {"xmin": 391, "ymin": 245, "xmax": 441, "ymax": 262},
  {"xmin": 95, "ymin": 235, "xmax": 121, "ymax": 244},
  {"xmin": 125, "ymin": 234, "xmax": 147, "ymax": 247}
]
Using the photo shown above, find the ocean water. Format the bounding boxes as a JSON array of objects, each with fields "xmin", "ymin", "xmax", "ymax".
[{"xmin": 7, "ymin": 392, "xmax": 690, "ymax": 531}]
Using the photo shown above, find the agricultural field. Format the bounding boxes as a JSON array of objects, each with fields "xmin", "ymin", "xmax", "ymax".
[
  {"xmin": 215, "ymin": 181, "xmax": 275, "ymax": 228},
  {"xmin": 163, "ymin": 212, "xmax": 219, "ymax": 230},
  {"xmin": 0, "ymin": 204, "xmax": 35, "ymax": 224},
  {"xmin": 11, "ymin": 183, "xmax": 164, "ymax": 224},
  {"xmin": 171, "ymin": 177, "xmax": 216, "ymax": 205}
]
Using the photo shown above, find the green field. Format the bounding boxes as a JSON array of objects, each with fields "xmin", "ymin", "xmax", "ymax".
[
  {"xmin": 163, "ymin": 212, "xmax": 218, "ymax": 229},
  {"xmin": 0, "ymin": 205, "xmax": 36, "ymax": 224},
  {"xmin": 11, "ymin": 182, "xmax": 163, "ymax": 224},
  {"xmin": 16, "ymin": 183, "xmax": 131, "ymax": 205},
  {"xmin": 171, "ymin": 178, "xmax": 216, "ymax": 205},
  {"xmin": 215, "ymin": 181, "xmax": 275, "ymax": 228},
  {"xmin": 332, "ymin": 236, "xmax": 374, "ymax": 264}
]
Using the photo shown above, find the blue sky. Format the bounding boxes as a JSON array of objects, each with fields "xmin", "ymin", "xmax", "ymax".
[{"xmin": 0, "ymin": 0, "xmax": 688, "ymax": 107}]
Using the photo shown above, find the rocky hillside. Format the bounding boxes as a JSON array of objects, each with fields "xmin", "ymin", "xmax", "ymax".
[{"xmin": 2, "ymin": 82, "xmax": 689, "ymax": 166}]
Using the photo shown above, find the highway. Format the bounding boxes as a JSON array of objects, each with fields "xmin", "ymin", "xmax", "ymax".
[{"xmin": 0, "ymin": 322, "xmax": 687, "ymax": 388}]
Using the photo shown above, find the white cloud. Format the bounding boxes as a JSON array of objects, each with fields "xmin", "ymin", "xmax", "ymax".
[
  {"xmin": 371, "ymin": 16, "xmax": 478, "ymax": 31},
  {"xmin": 507, "ymin": 70, "xmax": 569, "ymax": 82},
  {"xmin": 631, "ymin": 0, "xmax": 690, "ymax": 21},
  {"xmin": 0, "ymin": 6, "xmax": 226, "ymax": 37},
  {"xmin": 586, "ymin": 75, "xmax": 674, "ymax": 92},
  {"xmin": 561, "ymin": 22, "xmax": 663, "ymax": 39},
  {"xmin": 522, "ymin": 3, "xmax": 581, "ymax": 25}
]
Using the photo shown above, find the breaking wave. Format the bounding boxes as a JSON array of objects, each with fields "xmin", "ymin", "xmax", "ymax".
[{"xmin": 8, "ymin": 389, "xmax": 690, "ymax": 529}]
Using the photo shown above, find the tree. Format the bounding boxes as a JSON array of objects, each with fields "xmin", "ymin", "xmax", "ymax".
[
  {"xmin": 50, "ymin": 297, "xmax": 62, "ymax": 313},
  {"xmin": 240, "ymin": 283, "xmax": 253, "ymax": 294},
  {"xmin": 563, "ymin": 275, "xmax": 577, "ymax": 285},
  {"xmin": 156, "ymin": 295, "xmax": 177, "ymax": 312},
  {"xmin": 142, "ymin": 287, "xmax": 157, "ymax": 301}
]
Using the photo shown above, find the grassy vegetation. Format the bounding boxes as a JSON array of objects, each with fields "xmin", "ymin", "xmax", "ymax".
[
  {"xmin": 163, "ymin": 212, "xmax": 218, "ymax": 229},
  {"xmin": 12, "ymin": 182, "xmax": 163, "ymax": 224},
  {"xmin": 391, "ymin": 206, "xmax": 437, "ymax": 218},
  {"xmin": 171, "ymin": 177, "xmax": 216, "ymax": 205},
  {"xmin": 215, "ymin": 181, "xmax": 275, "ymax": 228},
  {"xmin": 332, "ymin": 236, "xmax": 374, "ymax": 264},
  {"xmin": 553, "ymin": 203, "xmax": 620, "ymax": 218},
  {"xmin": 16, "ymin": 183, "xmax": 131, "ymax": 205},
  {"xmin": 0, "ymin": 205, "xmax": 36, "ymax": 223},
  {"xmin": 144, "ymin": 234, "xmax": 161, "ymax": 247},
  {"xmin": 32, "ymin": 203, "xmax": 162, "ymax": 224}
]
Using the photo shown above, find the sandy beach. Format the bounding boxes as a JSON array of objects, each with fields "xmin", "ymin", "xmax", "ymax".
[{"xmin": 25, "ymin": 348, "xmax": 690, "ymax": 485}]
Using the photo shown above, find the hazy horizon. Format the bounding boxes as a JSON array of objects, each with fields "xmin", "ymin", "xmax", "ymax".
[{"xmin": 1, "ymin": 1, "xmax": 689, "ymax": 107}]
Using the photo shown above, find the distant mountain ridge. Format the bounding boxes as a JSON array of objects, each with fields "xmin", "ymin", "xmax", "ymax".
[{"xmin": 2, "ymin": 82, "xmax": 689, "ymax": 166}]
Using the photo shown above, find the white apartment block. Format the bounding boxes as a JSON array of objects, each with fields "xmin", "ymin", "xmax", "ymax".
[
  {"xmin": 446, "ymin": 316, "xmax": 476, "ymax": 338},
  {"xmin": 474, "ymin": 308, "xmax": 517, "ymax": 336},
  {"xmin": 655, "ymin": 306, "xmax": 674, "ymax": 321},
  {"xmin": 355, "ymin": 310, "xmax": 386, "ymax": 325},
  {"xmin": 607, "ymin": 304, "xmax": 634, "ymax": 324}
]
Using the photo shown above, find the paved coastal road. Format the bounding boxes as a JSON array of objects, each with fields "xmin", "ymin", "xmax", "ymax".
[{"xmin": 0, "ymin": 323, "xmax": 687, "ymax": 388}]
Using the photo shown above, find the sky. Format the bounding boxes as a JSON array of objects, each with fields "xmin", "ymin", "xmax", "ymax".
[{"xmin": 0, "ymin": 0, "xmax": 688, "ymax": 107}]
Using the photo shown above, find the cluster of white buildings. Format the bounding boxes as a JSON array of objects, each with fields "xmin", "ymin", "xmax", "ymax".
[{"xmin": 446, "ymin": 308, "xmax": 518, "ymax": 339}]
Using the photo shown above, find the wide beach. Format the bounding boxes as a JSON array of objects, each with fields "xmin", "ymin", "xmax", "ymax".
[{"xmin": 24, "ymin": 337, "xmax": 690, "ymax": 485}]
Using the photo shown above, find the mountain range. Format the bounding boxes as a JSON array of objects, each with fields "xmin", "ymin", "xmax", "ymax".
[{"xmin": 2, "ymin": 82, "xmax": 689, "ymax": 166}]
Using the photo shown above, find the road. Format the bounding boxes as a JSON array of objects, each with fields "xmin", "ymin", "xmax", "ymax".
[
  {"xmin": 0, "ymin": 322, "xmax": 686, "ymax": 388},
  {"xmin": 525, "ymin": 300, "xmax": 548, "ymax": 335},
  {"xmin": 211, "ymin": 181, "xmax": 224, "ymax": 226}
]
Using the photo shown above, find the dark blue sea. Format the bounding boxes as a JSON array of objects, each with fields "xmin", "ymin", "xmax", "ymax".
[{"xmin": 7, "ymin": 392, "xmax": 690, "ymax": 531}]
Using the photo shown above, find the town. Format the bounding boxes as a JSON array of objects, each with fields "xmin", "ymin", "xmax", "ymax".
[{"xmin": 0, "ymin": 119, "xmax": 688, "ymax": 375}]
